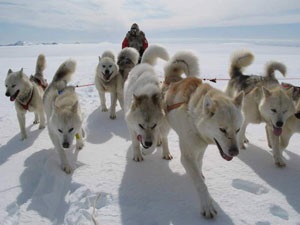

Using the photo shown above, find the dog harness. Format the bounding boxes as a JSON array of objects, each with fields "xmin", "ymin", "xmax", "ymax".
[
  {"xmin": 19, "ymin": 88, "xmax": 34, "ymax": 111},
  {"xmin": 166, "ymin": 101, "xmax": 185, "ymax": 113}
]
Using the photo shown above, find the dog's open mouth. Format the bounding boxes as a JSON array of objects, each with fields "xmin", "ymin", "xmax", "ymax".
[
  {"xmin": 102, "ymin": 72, "xmax": 112, "ymax": 81},
  {"xmin": 214, "ymin": 138, "xmax": 233, "ymax": 161},
  {"xmin": 272, "ymin": 125, "xmax": 282, "ymax": 136},
  {"xmin": 9, "ymin": 90, "xmax": 20, "ymax": 101},
  {"xmin": 137, "ymin": 135, "xmax": 150, "ymax": 149}
]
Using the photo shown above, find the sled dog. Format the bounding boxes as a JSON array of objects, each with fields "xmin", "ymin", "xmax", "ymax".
[
  {"xmin": 43, "ymin": 59, "xmax": 84, "ymax": 174},
  {"xmin": 124, "ymin": 45, "xmax": 172, "ymax": 161},
  {"xmin": 226, "ymin": 50, "xmax": 295, "ymax": 167},
  {"xmin": 5, "ymin": 54, "xmax": 46, "ymax": 140},
  {"xmin": 163, "ymin": 50, "xmax": 244, "ymax": 218},
  {"xmin": 117, "ymin": 47, "xmax": 140, "ymax": 80},
  {"xmin": 95, "ymin": 51, "xmax": 124, "ymax": 119}
]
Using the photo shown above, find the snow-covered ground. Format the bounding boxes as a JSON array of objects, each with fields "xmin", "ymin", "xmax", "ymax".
[{"xmin": 0, "ymin": 41, "xmax": 299, "ymax": 225}]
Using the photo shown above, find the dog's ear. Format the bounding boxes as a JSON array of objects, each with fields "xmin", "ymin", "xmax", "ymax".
[
  {"xmin": 133, "ymin": 94, "xmax": 147, "ymax": 106},
  {"xmin": 152, "ymin": 93, "xmax": 161, "ymax": 106},
  {"xmin": 72, "ymin": 101, "xmax": 78, "ymax": 113},
  {"xmin": 262, "ymin": 87, "xmax": 271, "ymax": 98},
  {"xmin": 98, "ymin": 56, "xmax": 101, "ymax": 61},
  {"xmin": 17, "ymin": 68, "xmax": 24, "ymax": 78},
  {"xmin": 203, "ymin": 94, "xmax": 214, "ymax": 116},
  {"xmin": 233, "ymin": 91, "xmax": 244, "ymax": 109},
  {"xmin": 295, "ymin": 112, "xmax": 300, "ymax": 119},
  {"xmin": 7, "ymin": 69, "xmax": 13, "ymax": 76},
  {"xmin": 285, "ymin": 87, "xmax": 294, "ymax": 99}
]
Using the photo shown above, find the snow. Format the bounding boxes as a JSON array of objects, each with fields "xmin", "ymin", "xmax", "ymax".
[{"xmin": 0, "ymin": 41, "xmax": 300, "ymax": 225}]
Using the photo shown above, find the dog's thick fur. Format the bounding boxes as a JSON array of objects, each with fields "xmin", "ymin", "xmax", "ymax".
[
  {"xmin": 95, "ymin": 51, "xmax": 124, "ymax": 119},
  {"xmin": 226, "ymin": 50, "xmax": 295, "ymax": 167},
  {"xmin": 5, "ymin": 55, "xmax": 46, "ymax": 140},
  {"xmin": 124, "ymin": 45, "xmax": 172, "ymax": 161},
  {"xmin": 163, "ymin": 51, "xmax": 244, "ymax": 218},
  {"xmin": 43, "ymin": 60, "xmax": 84, "ymax": 174},
  {"xmin": 117, "ymin": 47, "xmax": 140, "ymax": 80}
]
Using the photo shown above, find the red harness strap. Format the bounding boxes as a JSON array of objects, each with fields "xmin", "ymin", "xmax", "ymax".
[
  {"xmin": 20, "ymin": 89, "xmax": 34, "ymax": 110},
  {"xmin": 166, "ymin": 102, "xmax": 185, "ymax": 113}
]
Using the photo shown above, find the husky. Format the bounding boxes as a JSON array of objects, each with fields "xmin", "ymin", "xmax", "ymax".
[
  {"xmin": 95, "ymin": 51, "xmax": 124, "ymax": 119},
  {"xmin": 124, "ymin": 45, "xmax": 172, "ymax": 161},
  {"xmin": 163, "ymin": 50, "xmax": 244, "ymax": 218},
  {"xmin": 266, "ymin": 83, "xmax": 300, "ymax": 156},
  {"xmin": 226, "ymin": 50, "xmax": 295, "ymax": 167},
  {"xmin": 117, "ymin": 47, "xmax": 140, "ymax": 80},
  {"xmin": 5, "ymin": 55, "xmax": 46, "ymax": 140},
  {"xmin": 43, "ymin": 59, "xmax": 84, "ymax": 174}
]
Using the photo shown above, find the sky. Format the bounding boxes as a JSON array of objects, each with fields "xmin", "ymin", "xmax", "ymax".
[{"xmin": 1, "ymin": 0, "xmax": 300, "ymax": 44}]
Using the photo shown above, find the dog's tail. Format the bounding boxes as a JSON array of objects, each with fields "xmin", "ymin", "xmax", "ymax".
[
  {"xmin": 164, "ymin": 50, "xmax": 199, "ymax": 82},
  {"xmin": 35, "ymin": 54, "xmax": 46, "ymax": 75},
  {"xmin": 141, "ymin": 45, "xmax": 169, "ymax": 65},
  {"xmin": 101, "ymin": 50, "xmax": 115, "ymax": 62},
  {"xmin": 230, "ymin": 50, "xmax": 254, "ymax": 78},
  {"xmin": 264, "ymin": 61, "xmax": 286, "ymax": 78},
  {"xmin": 52, "ymin": 59, "xmax": 76, "ymax": 86}
]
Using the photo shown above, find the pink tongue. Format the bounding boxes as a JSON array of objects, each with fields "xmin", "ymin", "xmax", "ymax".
[
  {"xmin": 273, "ymin": 127, "xmax": 282, "ymax": 136},
  {"xmin": 137, "ymin": 135, "xmax": 142, "ymax": 142},
  {"xmin": 10, "ymin": 96, "xmax": 15, "ymax": 102}
]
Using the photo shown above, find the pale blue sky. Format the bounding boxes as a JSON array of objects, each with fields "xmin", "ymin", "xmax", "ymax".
[{"xmin": 1, "ymin": 0, "xmax": 300, "ymax": 44}]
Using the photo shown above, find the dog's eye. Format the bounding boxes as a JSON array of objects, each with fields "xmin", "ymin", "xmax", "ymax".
[
  {"xmin": 69, "ymin": 128, "xmax": 74, "ymax": 133},
  {"xmin": 271, "ymin": 109, "xmax": 277, "ymax": 113},
  {"xmin": 219, "ymin": 128, "xmax": 226, "ymax": 134},
  {"xmin": 138, "ymin": 124, "xmax": 144, "ymax": 129},
  {"xmin": 283, "ymin": 110, "xmax": 288, "ymax": 114},
  {"xmin": 236, "ymin": 128, "xmax": 240, "ymax": 134},
  {"xmin": 102, "ymin": 65, "xmax": 105, "ymax": 68},
  {"xmin": 12, "ymin": 85, "xmax": 16, "ymax": 88},
  {"xmin": 58, "ymin": 129, "xmax": 63, "ymax": 133},
  {"xmin": 109, "ymin": 65, "xmax": 112, "ymax": 68},
  {"xmin": 5, "ymin": 85, "xmax": 8, "ymax": 87},
  {"xmin": 151, "ymin": 124, "xmax": 157, "ymax": 129}
]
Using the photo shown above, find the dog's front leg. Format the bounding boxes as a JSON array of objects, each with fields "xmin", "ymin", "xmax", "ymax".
[
  {"xmin": 99, "ymin": 91, "xmax": 108, "ymax": 112},
  {"xmin": 110, "ymin": 92, "xmax": 117, "ymax": 119},
  {"xmin": 239, "ymin": 121, "xmax": 249, "ymax": 149},
  {"xmin": 267, "ymin": 125, "xmax": 286, "ymax": 167},
  {"xmin": 117, "ymin": 91, "xmax": 124, "ymax": 110},
  {"xmin": 17, "ymin": 111, "xmax": 27, "ymax": 140},
  {"xmin": 130, "ymin": 130, "xmax": 143, "ymax": 161},
  {"xmin": 179, "ymin": 139, "xmax": 217, "ymax": 218},
  {"xmin": 75, "ymin": 128, "xmax": 85, "ymax": 150}
]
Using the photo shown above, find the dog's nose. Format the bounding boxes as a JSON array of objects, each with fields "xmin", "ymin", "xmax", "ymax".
[
  {"xmin": 5, "ymin": 92, "xmax": 10, "ymax": 97},
  {"xmin": 228, "ymin": 146, "xmax": 239, "ymax": 157},
  {"xmin": 276, "ymin": 121, "xmax": 283, "ymax": 128},
  {"xmin": 145, "ymin": 141, "xmax": 152, "ymax": 147},
  {"xmin": 62, "ymin": 142, "xmax": 70, "ymax": 148},
  {"xmin": 105, "ymin": 69, "xmax": 109, "ymax": 74}
]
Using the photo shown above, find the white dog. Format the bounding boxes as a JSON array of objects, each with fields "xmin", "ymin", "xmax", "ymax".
[
  {"xmin": 43, "ymin": 59, "xmax": 84, "ymax": 173},
  {"xmin": 163, "ymin": 50, "xmax": 244, "ymax": 218},
  {"xmin": 95, "ymin": 51, "xmax": 124, "ymax": 119},
  {"xmin": 117, "ymin": 47, "xmax": 140, "ymax": 80},
  {"xmin": 5, "ymin": 54, "xmax": 46, "ymax": 140},
  {"xmin": 124, "ymin": 45, "xmax": 172, "ymax": 161},
  {"xmin": 226, "ymin": 50, "xmax": 295, "ymax": 167}
]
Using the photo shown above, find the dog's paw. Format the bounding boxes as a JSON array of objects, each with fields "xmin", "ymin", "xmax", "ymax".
[
  {"xmin": 244, "ymin": 137, "xmax": 249, "ymax": 143},
  {"xmin": 275, "ymin": 159, "xmax": 286, "ymax": 168},
  {"xmin": 133, "ymin": 154, "xmax": 144, "ymax": 162},
  {"xmin": 163, "ymin": 153, "xmax": 173, "ymax": 160},
  {"xmin": 33, "ymin": 120, "xmax": 39, "ymax": 124},
  {"xmin": 21, "ymin": 134, "xmax": 27, "ymax": 141},
  {"xmin": 39, "ymin": 124, "xmax": 45, "ymax": 129},
  {"xmin": 101, "ymin": 106, "xmax": 108, "ymax": 112},
  {"xmin": 62, "ymin": 164, "xmax": 73, "ymax": 174},
  {"xmin": 201, "ymin": 203, "xmax": 217, "ymax": 219},
  {"xmin": 110, "ymin": 114, "xmax": 116, "ymax": 120}
]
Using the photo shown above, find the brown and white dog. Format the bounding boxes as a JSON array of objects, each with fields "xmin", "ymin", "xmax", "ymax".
[{"xmin": 163, "ymin": 51, "xmax": 244, "ymax": 218}]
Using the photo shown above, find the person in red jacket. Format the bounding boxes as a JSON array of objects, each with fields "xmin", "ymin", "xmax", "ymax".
[{"xmin": 122, "ymin": 23, "xmax": 148, "ymax": 62}]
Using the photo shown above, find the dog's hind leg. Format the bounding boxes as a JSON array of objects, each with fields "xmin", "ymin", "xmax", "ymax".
[
  {"xmin": 17, "ymin": 111, "xmax": 27, "ymax": 140},
  {"xmin": 179, "ymin": 138, "xmax": 217, "ymax": 218}
]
